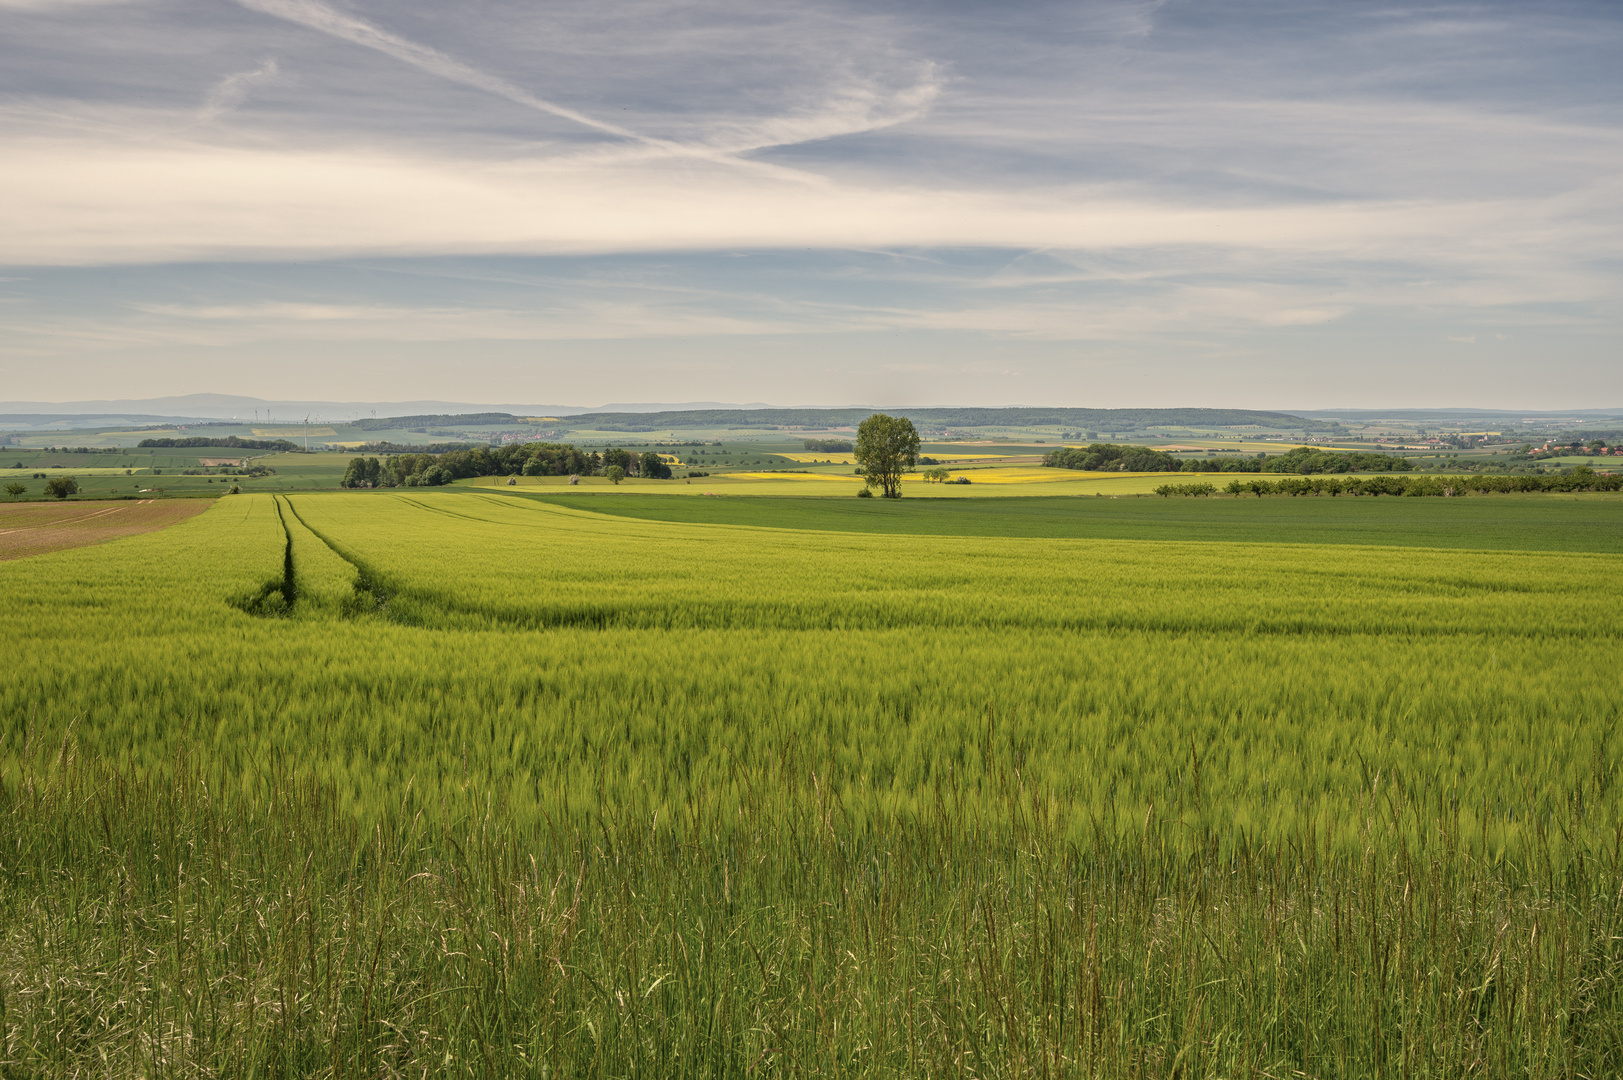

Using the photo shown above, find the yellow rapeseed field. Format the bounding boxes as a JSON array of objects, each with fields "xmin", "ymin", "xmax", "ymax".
[
  {"xmin": 729, "ymin": 470, "xmax": 863, "ymax": 482},
  {"xmin": 776, "ymin": 451, "xmax": 1014, "ymax": 464}
]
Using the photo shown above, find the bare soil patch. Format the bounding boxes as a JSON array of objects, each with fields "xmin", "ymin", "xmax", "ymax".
[{"xmin": 0, "ymin": 500, "xmax": 213, "ymax": 560}]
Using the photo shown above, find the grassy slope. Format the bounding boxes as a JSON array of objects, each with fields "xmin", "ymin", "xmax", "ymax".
[{"xmin": 506, "ymin": 490, "xmax": 1623, "ymax": 552}]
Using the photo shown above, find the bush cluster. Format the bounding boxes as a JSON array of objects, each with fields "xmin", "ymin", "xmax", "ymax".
[{"xmin": 1153, "ymin": 482, "xmax": 1217, "ymax": 497}]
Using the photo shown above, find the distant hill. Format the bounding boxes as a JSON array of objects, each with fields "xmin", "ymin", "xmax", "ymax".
[
  {"xmin": 555, "ymin": 407, "xmax": 1336, "ymax": 432},
  {"xmin": 1293, "ymin": 407, "xmax": 1623, "ymax": 423},
  {"xmin": 0, "ymin": 394, "xmax": 590, "ymax": 422}
]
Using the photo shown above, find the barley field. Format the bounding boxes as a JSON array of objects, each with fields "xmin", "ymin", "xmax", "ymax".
[{"xmin": 2, "ymin": 491, "xmax": 1620, "ymax": 1077}]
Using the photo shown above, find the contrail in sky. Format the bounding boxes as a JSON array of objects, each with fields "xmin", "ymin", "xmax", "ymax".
[{"xmin": 232, "ymin": 0, "xmax": 819, "ymax": 180}]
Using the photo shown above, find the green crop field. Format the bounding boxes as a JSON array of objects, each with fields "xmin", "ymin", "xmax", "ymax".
[
  {"xmin": 3, "ymin": 490, "xmax": 1621, "ymax": 1077},
  {"xmin": 512, "ymin": 489, "xmax": 1623, "ymax": 553}
]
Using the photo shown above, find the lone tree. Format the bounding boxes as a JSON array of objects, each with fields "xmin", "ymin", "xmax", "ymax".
[
  {"xmin": 854, "ymin": 413, "xmax": 920, "ymax": 499},
  {"xmin": 44, "ymin": 476, "xmax": 79, "ymax": 499},
  {"xmin": 604, "ymin": 465, "xmax": 626, "ymax": 485},
  {"xmin": 3, "ymin": 481, "xmax": 25, "ymax": 498}
]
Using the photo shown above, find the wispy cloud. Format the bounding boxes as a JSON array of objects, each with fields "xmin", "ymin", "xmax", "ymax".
[
  {"xmin": 228, "ymin": 0, "xmax": 933, "ymax": 179},
  {"xmin": 234, "ymin": 0, "xmax": 665, "ymax": 145},
  {"xmin": 197, "ymin": 59, "xmax": 280, "ymax": 123},
  {"xmin": 0, "ymin": 0, "xmax": 128, "ymax": 9},
  {"xmin": 0, "ymin": 0, "xmax": 1619, "ymax": 405}
]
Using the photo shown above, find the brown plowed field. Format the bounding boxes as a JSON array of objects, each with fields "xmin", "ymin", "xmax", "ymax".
[{"xmin": 0, "ymin": 500, "xmax": 213, "ymax": 560}]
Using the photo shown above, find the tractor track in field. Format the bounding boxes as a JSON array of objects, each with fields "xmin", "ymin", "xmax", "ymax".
[
  {"xmin": 279, "ymin": 496, "xmax": 394, "ymax": 617},
  {"xmin": 234, "ymin": 495, "xmax": 297, "ymax": 614}
]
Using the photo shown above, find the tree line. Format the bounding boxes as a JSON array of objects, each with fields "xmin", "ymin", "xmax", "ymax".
[
  {"xmin": 1155, "ymin": 470, "xmax": 1623, "ymax": 498},
  {"xmin": 1042, "ymin": 444, "xmax": 1185, "ymax": 472},
  {"xmin": 139, "ymin": 436, "xmax": 300, "ymax": 451},
  {"xmin": 340, "ymin": 442, "xmax": 674, "ymax": 488},
  {"xmin": 1192, "ymin": 447, "xmax": 1413, "ymax": 474},
  {"xmin": 1045, "ymin": 444, "xmax": 1413, "ymax": 474}
]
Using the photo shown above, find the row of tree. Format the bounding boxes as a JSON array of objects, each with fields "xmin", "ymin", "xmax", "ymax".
[
  {"xmin": 138, "ymin": 436, "xmax": 300, "ymax": 451},
  {"xmin": 1042, "ymin": 444, "xmax": 1184, "ymax": 472},
  {"xmin": 1257, "ymin": 447, "xmax": 1411, "ymax": 473},
  {"xmin": 1045, "ymin": 444, "xmax": 1413, "ymax": 475},
  {"xmin": 1153, "ymin": 471, "xmax": 1622, "ymax": 498},
  {"xmin": 339, "ymin": 442, "xmax": 676, "ymax": 488}
]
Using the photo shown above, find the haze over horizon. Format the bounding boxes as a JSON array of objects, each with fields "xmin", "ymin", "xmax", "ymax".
[
  {"xmin": 2, "ymin": 0, "xmax": 1619, "ymax": 409},
  {"xmin": 5, "ymin": 393, "xmax": 1622, "ymax": 429}
]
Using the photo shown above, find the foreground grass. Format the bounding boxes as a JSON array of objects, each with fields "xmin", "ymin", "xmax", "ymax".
[
  {"xmin": 6, "ymin": 756, "xmax": 1620, "ymax": 1078},
  {"xmin": 2, "ymin": 492, "xmax": 1621, "ymax": 1076}
]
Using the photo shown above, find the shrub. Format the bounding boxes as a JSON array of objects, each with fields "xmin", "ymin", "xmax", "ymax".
[{"xmin": 1154, "ymin": 482, "xmax": 1216, "ymax": 497}]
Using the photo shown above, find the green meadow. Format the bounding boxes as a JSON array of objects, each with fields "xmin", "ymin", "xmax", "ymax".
[{"xmin": 3, "ymin": 490, "xmax": 1621, "ymax": 1076}]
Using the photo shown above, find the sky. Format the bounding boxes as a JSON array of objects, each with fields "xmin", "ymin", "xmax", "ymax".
[{"xmin": 1, "ymin": 0, "xmax": 1619, "ymax": 410}]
